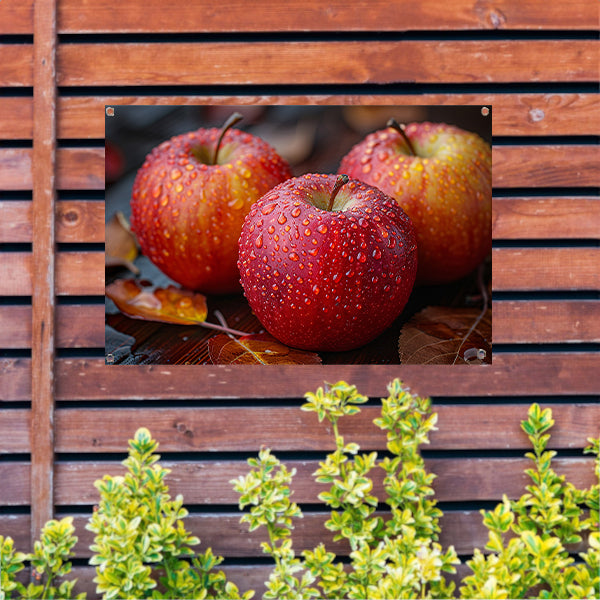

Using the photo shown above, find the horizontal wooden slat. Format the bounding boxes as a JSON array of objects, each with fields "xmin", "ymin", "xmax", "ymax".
[
  {"xmin": 2, "ymin": 146, "xmax": 596, "ymax": 192},
  {"xmin": 0, "ymin": 304, "xmax": 105, "ymax": 349},
  {"xmin": 492, "ymin": 247, "xmax": 599, "ymax": 291},
  {"xmin": 3, "ymin": 0, "xmax": 598, "ymax": 34},
  {"xmin": 1, "ymin": 353, "xmax": 598, "ymax": 401},
  {"xmin": 493, "ymin": 145, "xmax": 599, "ymax": 188},
  {"xmin": 56, "ymin": 41, "xmax": 598, "ymax": 87},
  {"xmin": 0, "ymin": 252, "xmax": 104, "ymax": 296},
  {"xmin": 2, "ymin": 456, "xmax": 593, "ymax": 506},
  {"xmin": 52, "ymin": 404, "xmax": 599, "ymax": 453},
  {"xmin": 494, "ymin": 300, "xmax": 600, "ymax": 343},
  {"xmin": 0, "ymin": 410, "xmax": 29, "ymax": 453},
  {"xmin": 0, "ymin": 148, "xmax": 104, "ymax": 190},
  {"xmin": 492, "ymin": 197, "xmax": 600, "ymax": 239},
  {"xmin": 0, "ymin": 45, "xmax": 33, "ymax": 87},
  {"xmin": 0, "ymin": 200, "xmax": 105, "ymax": 243},
  {"xmin": 2, "ymin": 94, "xmax": 598, "ymax": 139}
]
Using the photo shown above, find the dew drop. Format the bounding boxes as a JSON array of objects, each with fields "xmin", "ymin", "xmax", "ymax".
[
  {"xmin": 268, "ymin": 225, "xmax": 275, "ymax": 234},
  {"xmin": 170, "ymin": 168, "xmax": 182, "ymax": 180},
  {"xmin": 255, "ymin": 234, "xmax": 263, "ymax": 248},
  {"xmin": 288, "ymin": 252, "xmax": 299, "ymax": 261},
  {"xmin": 388, "ymin": 237, "xmax": 396, "ymax": 249},
  {"xmin": 312, "ymin": 285, "xmax": 320, "ymax": 295},
  {"xmin": 372, "ymin": 248, "xmax": 382, "ymax": 259},
  {"xmin": 277, "ymin": 214, "xmax": 287, "ymax": 225},
  {"xmin": 261, "ymin": 203, "xmax": 277, "ymax": 215},
  {"xmin": 317, "ymin": 224, "xmax": 328, "ymax": 234},
  {"xmin": 357, "ymin": 252, "xmax": 367, "ymax": 263},
  {"xmin": 304, "ymin": 228, "xmax": 311, "ymax": 236},
  {"xmin": 291, "ymin": 207, "xmax": 301, "ymax": 218},
  {"xmin": 228, "ymin": 196, "xmax": 244, "ymax": 210}
]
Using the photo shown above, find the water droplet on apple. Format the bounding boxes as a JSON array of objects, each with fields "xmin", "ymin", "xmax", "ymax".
[
  {"xmin": 261, "ymin": 203, "xmax": 277, "ymax": 215},
  {"xmin": 228, "ymin": 196, "xmax": 244, "ymax": 210},
  {"xmin": 268, "ymin": 225, "xmax": 275, "ymax": 234},
  {"xmin": 372, "ymin": 248, "xmax": 382, "ymax": 259},
  {"xmin": 255, "ymin": 234, "xmax": 263, "ymax": 248},
  {"xmin": 277, "ymin": 214, "xmax": 287, "ymax": 225},
  {"xmin": 316, "ymin": 223, "xmax": 327, "ymax": 234},
  {"xmin": 388, "ymin": 237, "xmax": 396, "ymax": 249},
  {"xmin": 170, "ymin": 168, "xmax": 182, "ymax": 180},
  {"xmin": 304, "ymin": 228, "xmax": 311, "ymax": 236},
  {"xmin": 357, "ymin": 252, "xmax": 367, "ymax": 263},
  {"xmin": 362, "ymin": 164, "xmax": 372, "ymax": 174},
  {"xmin": 288, "ymin": 252, "xmax": 299, "ymax": 261},
  {"xmin": 291, "ymin": 207, "xmax": 301, "ymax": 218},
  {"xmin": 332, "ymin": 273, "xmax": 341, "ymax": 283}
]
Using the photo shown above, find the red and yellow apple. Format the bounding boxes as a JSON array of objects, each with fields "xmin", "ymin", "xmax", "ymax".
[
  {"xmin": 339, "ymin": 120, "xmax": 492, "ymax": 285},
  {"xmin": 238, "ymin": 173, "xmax": 418, "ymax": 352},
  {"xmin": 130, "ymin": 114, "xmax": 292, "ymax": 294}
]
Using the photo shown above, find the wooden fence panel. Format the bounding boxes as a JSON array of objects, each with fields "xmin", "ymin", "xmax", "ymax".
[{"xmin": 0, "ymin": 0, "xmax": 598, "ymax": 597}]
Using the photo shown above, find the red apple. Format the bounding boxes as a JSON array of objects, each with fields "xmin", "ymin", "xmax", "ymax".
[
  {"xmin": 338, "ymin": 120, "xmax": 492, "ymax": 285},
  {"xmin": 130, "ymin": 113, "xmax": 292, "ymax": 294},
  {"xmin": 238, "ymin": 173, "xmax": 418, "ymax": 352}
]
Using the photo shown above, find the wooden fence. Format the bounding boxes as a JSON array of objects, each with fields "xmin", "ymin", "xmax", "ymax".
[{"xmin": 1, "ymin": 0, "xmax": 598, "ymax": 596}]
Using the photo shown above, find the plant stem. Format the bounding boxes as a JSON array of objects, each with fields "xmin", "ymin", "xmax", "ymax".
[
  {"xmin": 328, "ymin": 174, "xmax": 349, "ymax": 211},
  {"xmin": 386, "ymin": 118, "xmax": 417, "ymax": 156},
  {"xmin": 212, "ymin": 112, "xmax": 243, "ymax": 165}
]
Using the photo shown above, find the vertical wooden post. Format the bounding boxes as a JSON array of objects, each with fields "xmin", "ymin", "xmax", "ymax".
[{"xmin": 31, "ymin": 0, "xmax": 58, "ymax": 546}]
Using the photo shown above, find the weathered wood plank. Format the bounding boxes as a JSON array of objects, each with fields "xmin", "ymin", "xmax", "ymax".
[
  {"xmin": 492, "ymin": 197, "xmax": 600, "ymax": 239},
  {"xmin": 0, "ymin": 304, "xmax": 105, "ymax": 349},
  {"xmin": 0, "ymin": 45, "xmax": 33, "ymax": 86},
  {"xmin": 31, "ymin": 0, "xmax": 58, "ymax": 545},
  {"xmin": 0, "ymin": 200, "xmax": 105, "ymax": 243},
  {"xmin": 492, "ymin": 247, "xmax": 599, "ymax": 291},
  {"xmin": 0, "ymin": 252, "xmax": 104, "ymax": 296},
  {"xmin": 2, "ymin": 93, "xmax": 597, "ymax": 140},
  {"xmin": 493, "ymin": 145, "xmax": 600, "ymax": 188},
  {"xmin": 493, "ymin": 300, "xmax": 600, "ymax": 343},
  {"xmin": 4, "ymin": 0, "xmax": 598, "ymax": 34},
  {"xmin": 52, "ymin": 404, "xmax": 600, "ymax": 453},
  {"xmin": 56, "ymin": 41, "xmax": 598, "ymax": 86},
  {"xmin": 53, "ymin": 353, "xmax": 600, "ymax": 399},
  {"xmin": 0, "ymin": 410, "xmax": 30, "ymax": 453}
]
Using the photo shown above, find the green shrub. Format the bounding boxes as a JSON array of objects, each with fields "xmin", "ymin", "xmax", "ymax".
[
  {"xmin": 1, "ymin": 380, "xmax": 598, "ymax": 599},
  {"xmin": 233, "ymin": 379, "xmax": 599, "ymax": 599}
]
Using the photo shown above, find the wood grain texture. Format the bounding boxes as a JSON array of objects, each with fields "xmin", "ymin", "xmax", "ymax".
[
  {"xmin": 52, "ymin": 404, "xmax": 599, "ymax": 453},
  {"xmin": 31, "ymin": 0, "xmax": 58, "ymax": 544},
  {"xmin": 0, "ymin": 201, "xmax": 105, "ymax": 243},
  {"xmin": 0, "ymin": 410, "xmax": 30, "ymax": 453},
  {"xmin": 1, "ymin": 94, "xmax": 596, "ymax": 139},
  {"xmin": 492, "ymin": 248, "xmax": 600, "ymax": 291},
  {"xmin": 0, "ymin": 252, "xmax": 104, "ymax": 296},
  {"xmin": 0, "ymin": 304, "xmax": 105, "ymax": 349},
  {"xmin": 494, "ymin": 300, "xmax": 600, "ymax": 343},
  {"xmin": 2, "ymin": 353, "xmax": 599, "ymax": 401},
  {"xmin": 0, "ymin": 45, "xmax": 33, "ymax": 86},
  {"xmin": 493, "ymin": 145, "xmax": 600, "ymax": 188},
  {"xmin": 3, "ymin": 0, "xmax": 598, "ymax": 34},
  {"xmin": 56, "ymin": 41, "xmax": 598, "ymax": 86},
  {"xmin": 492, "ymin": 197, "xmax": 600, "ymax": 239}
]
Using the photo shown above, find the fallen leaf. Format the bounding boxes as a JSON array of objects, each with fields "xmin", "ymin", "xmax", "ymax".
[
  {"xmin": 106, "ymin": 279, "xmax": 209, "ymax": 326},
  {"xmin": 106, "ymin": 212, "xmax": 139, "ymax": 274},
  {"xmin": 398, "ymin": 306, "xmax": 492, "ymax": 365},
  {"xmin": 209, "ymin": 332, "xmax": 322, "ymax": 365}
]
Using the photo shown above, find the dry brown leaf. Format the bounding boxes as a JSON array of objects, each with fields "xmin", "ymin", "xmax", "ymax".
[
  {"xmin": 208, "ymin": 332, "xmax": 322, "ymax": 365},
  {"xmin": 398, "ymin": 306, "xmax": 492, "ymax": 365},
  {"xmin": 106, "ymin": 279, "xmax": 208, "ymax": 326},
  {"xmin": 106, "ymin": 212, "xmax": 139, "ymax": 274}
]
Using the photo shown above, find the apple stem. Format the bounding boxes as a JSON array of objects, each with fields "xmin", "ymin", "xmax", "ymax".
[
  {"xmin": 328, "ymin": 174, "xmax": 349, "ymax": 211},
  {"xmin": 212, "ymin": 112, "xmax": 244, "ymax": 165},
  {"xmin": 386, "ymin": 118, "xmax": 417, "ymax": 156}
]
